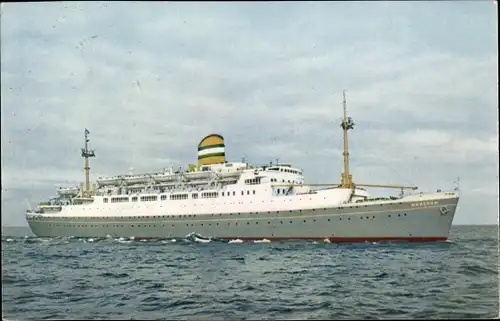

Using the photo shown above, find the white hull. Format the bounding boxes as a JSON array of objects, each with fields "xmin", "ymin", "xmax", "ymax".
[{"xmin": 26, "ymin": 191, "xmax": 459, "ymax": 242}]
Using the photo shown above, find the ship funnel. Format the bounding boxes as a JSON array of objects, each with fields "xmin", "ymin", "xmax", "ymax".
[{"xmin": 197, "ymin": 133, "xmax": 225, "ymax": 166}]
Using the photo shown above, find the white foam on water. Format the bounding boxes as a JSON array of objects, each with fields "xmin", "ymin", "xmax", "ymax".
[
  {"xmin": 129, "ymin": 236, "xmax": 135, "ymax": 240},
  {"xmin": 323, "ymin": 238, "xmax": 331, "ymax": 244},
  {"xmin": 6, "ymin": 238, "xmax": 13, "ymax": 242},
  {"xmin": 229, "ymin": 239, "xmax": 244, "ymax": 244},
  {"xmin": 184, "ymin": 232, "xmax": 213, "ymax": 243},
  {"xmin": 88, "ymin": 238, "xmax": 95, "ymax": 243},
  {"xmin": 193, "ymin": 236, "xmax": 211, "ymax": 243},
  {"xmin": 312, "ymin": 241, "xmax": 319, "ymax": 244},
  {"xmin": 140, "ymin": 239, "xmax": 147, "ymax": 242},
  {"xmin": 253, "ymin": 239, "xmax": 271, "ymax": 244}
]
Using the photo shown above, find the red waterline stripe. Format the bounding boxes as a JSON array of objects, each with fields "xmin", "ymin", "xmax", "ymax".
[
  {"xmin": 129, "ymin": 236, "xmax": 447, "ymax": 242},
  {"xmin": 220, "ymin": 236, "xmax": 448, "ymax": 242}
]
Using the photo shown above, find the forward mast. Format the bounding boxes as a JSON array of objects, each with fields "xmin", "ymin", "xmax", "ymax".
[
  {"xmin": 81, "ymin": 128, "xmax": 96, "ymax": 197},
  {"xmin": 338, "ymin": 91, "xmax": 417, "ymax": 193}
]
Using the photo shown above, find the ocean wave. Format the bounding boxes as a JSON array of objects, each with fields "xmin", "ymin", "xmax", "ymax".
[{"xmin": 2, "ymin": 227, "xmax": 498, "ymax": 320}]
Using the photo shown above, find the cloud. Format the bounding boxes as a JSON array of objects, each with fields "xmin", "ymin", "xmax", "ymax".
[{"xmin": 1, "ymin": 1, "xmax": 498, "ymax": 227}]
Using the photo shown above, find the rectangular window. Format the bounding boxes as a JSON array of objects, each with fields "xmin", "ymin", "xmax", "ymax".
[{"xmin": 140, "ymin": 195, "xmax": 157, "ymax": 202}]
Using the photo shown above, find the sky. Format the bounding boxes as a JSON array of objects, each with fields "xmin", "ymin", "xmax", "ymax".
[{"xmin": 1, "ymin": 1, "xmax": 498, "ymax": 227}]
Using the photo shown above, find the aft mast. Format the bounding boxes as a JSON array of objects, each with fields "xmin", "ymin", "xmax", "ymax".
[
  {"xmin": 340, "ymin": 90, "xmax": 355, "ymax": 189},
  {"xmin": 81, "ymin": 128, "xmax": 96, "ymax": 197}
]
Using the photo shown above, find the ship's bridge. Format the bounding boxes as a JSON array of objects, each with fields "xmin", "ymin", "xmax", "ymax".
[
  {"xmin": 263, "ymin": 164, "xmax": 304, "ymax": 185},
  {"xmin": 231, "ymin": 162, "xmax": 304, "ymax": 186},
  {"xmin": 265, "ymin": 163, "xmax": 303, "ymax": 176}
]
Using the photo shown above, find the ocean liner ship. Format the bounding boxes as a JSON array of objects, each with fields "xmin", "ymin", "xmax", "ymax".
[{"xmin": 25, "ymin": 92, "xmax": 460, "ymax": 242}]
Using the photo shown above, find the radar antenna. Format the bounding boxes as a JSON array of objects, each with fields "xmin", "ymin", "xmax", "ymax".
[{"xmin": 81, "ymin": 128, "xmax": 96, "ymax": 197}]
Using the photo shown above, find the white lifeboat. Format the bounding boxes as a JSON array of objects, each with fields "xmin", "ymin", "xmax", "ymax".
[{"xmin": 57, "ymin": 187, "xmax": 80, "ymax": 196}]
